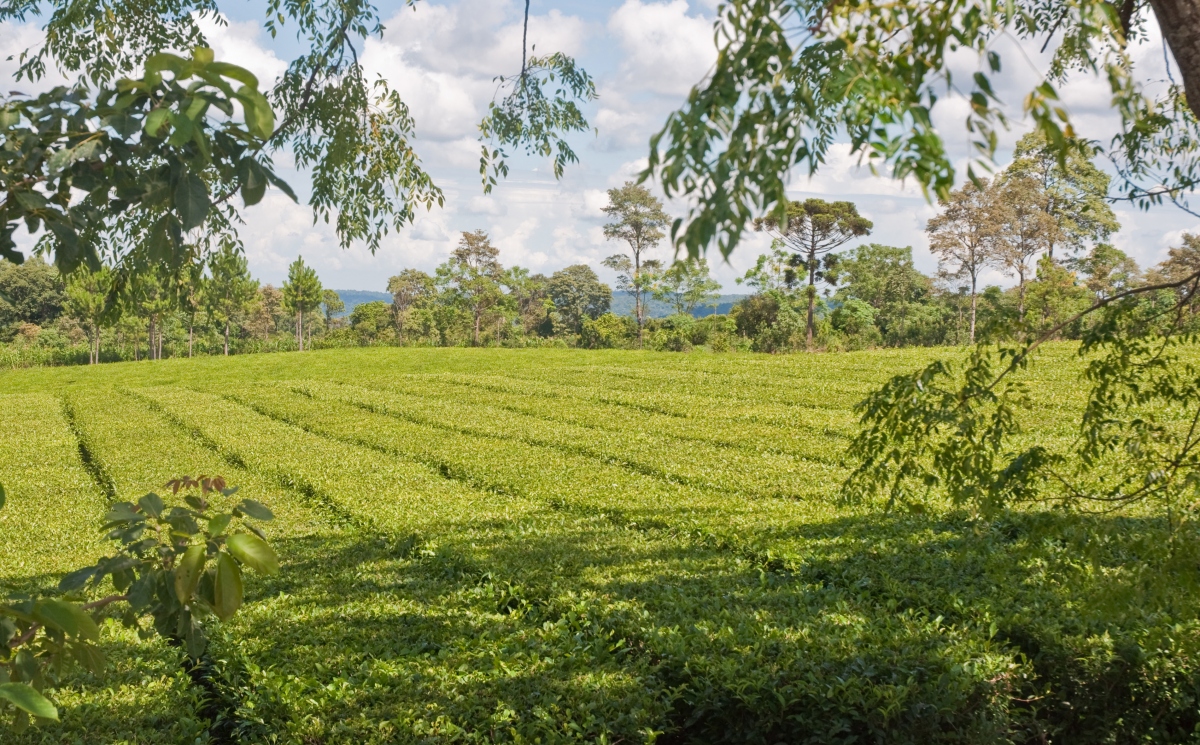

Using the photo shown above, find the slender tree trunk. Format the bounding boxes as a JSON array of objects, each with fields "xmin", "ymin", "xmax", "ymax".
[
  {"xmin": 634, "ymin": 248, "xmax": 644, "ymax": 348},
  {"xmin": 297, "ymin": 310, "xmax": 303, "ymax": 351},
  {"xmin": 148, "ymin": 318, "xmax": 154, "ymax": 361},
  {"xmin": 969, "ymin": 272, "xmax": 977, "ymax": 344},
  {"xmin": 224, "ymin": 320, "xmax": 230, "ymax": 356},
  {"xmin": 188, "ymin": 320, "xmax": 194, "ymax": 358},
  {"xmin": 806, "ymin": 251, "xmax": 817, "ymax": 350}
]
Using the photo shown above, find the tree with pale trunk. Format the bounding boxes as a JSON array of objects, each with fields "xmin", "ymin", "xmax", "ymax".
[
  {"xmin": 206, "ymin": 245, "xmax": 258, "ymax": 356},
  {"xmin": 64, "ymin": 266, "xmax": 112, "ymax": 364},
  {"xmin": 753, "ymin": 199, "xmax": 872, "ymax": 349},
  {"xmin": 282, "ymin": 257, "xmax": 323, "ymax": 351},
  {"xmin": 601, "ymin": 182, "xmax": 670, "ymax": 347},
  {"xmin": 926, "ymin": 181, "xmax": 1000, "ymax": 343}
]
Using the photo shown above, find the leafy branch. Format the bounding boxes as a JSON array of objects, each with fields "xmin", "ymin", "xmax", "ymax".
[{"xmin": 842, "ymin": 266, "xmax": 1200, "ymax": 517}]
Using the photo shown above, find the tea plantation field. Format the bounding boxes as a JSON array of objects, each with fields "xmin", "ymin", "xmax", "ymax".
[{"xmin": 2, "ymin": 346, "xmax": 1199, "ymax": 744}]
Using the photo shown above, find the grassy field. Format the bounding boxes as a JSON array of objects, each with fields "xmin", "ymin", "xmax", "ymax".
[{"xmin": 2, "ymin": 346, "xmax": 1199, "ymax": 744}]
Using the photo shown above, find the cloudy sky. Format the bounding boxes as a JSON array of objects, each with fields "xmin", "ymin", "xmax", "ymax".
[{"xmin": 4, "ymin": 0, "xmax": 1199, "ymax": 292}]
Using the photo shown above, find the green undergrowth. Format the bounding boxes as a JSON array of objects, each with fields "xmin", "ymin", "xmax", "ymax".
[{"xmin": 1, "ymin": 346, "xmax": 1199, "ymax": 743}]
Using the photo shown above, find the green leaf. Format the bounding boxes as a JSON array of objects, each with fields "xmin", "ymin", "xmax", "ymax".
[
  {"xmin": 207, "ymin": 513, "xmax": 231, "ymax": 536},
  {"xmin": 34, "ymin": 599, "xmax": 99, "ymax": 642},
  {"xmin": 58, "ymin": 566, "xmax": 96, "ymax": 593},
  {"xmin": 13, "ymin": 191, "xmax": 48, "ymax": 211},
  {"xmin": 143, "ymin": 108, "xmax": 170, "ymax": 137},
  {"xmin": 237, "ymin": 158, "xmax": 267, "ymax": 206},
  {"xmin": 174, "ymin": 544, "xmax": 206, "ymax": 605},
  {"xmin": 174, "ymin": 172, "xmax": 211, "ymax": 231},
  {"xmin": 213, "ymin": 553, "xmax": 243, "ymax": 622},
  {"xmin": 103, "ymin": 502, "xmax": 142, "ymax": 525},
  {"xmin": 137, "ymin": 493, "xmax": 164, "ymax": 518},
  {"xmin": 236, "ymin": 499, "xmax": 274, "ymax": 522},
  {"xmin": 226, "ymin": 533, "xmax": 279, "ymax": 575},
  {"xmin": 207, "ymin": 62, "xmax": 259, "ymax": 89},
  {"xmin": 144, "ymin": 52, "xmax": 190, "ymax": 77},
  {"xmin": 236, "ymin": 86, "xmax": 275, "ymax": 141},
  {"xmin": 0, "ymin": 683, "xmax": 58, "ymax": 721}
]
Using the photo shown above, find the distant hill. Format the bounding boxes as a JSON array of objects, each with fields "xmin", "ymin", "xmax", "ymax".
[
  {"xmin": 610, "ymin": 293, "xmax": 749, "ymax": 319},
  {"xmin": 332, "ymin": 290, "xmax": 391, "ymax": 317}
]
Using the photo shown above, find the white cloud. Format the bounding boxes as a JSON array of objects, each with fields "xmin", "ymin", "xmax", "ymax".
[{"xmin": 608, "ymin": 0, "xmax": 714, "ymax": 97}]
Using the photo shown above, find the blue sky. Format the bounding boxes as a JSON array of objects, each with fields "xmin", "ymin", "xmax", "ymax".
[{"xmin": 3, "ymin": 0, "xmax": 1198, "ymax": 292}]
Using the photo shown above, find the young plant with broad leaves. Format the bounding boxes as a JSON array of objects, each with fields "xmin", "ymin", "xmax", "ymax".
[{"xmin": 1, "ymin": 476, "xmax": 277, "ymax": 731}]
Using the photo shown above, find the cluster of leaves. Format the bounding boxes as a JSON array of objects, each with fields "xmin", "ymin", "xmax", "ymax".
[
  {"xmin": 0, "ymin": 47, "xmax": 291, "ymax": 278},
  {"xmin": 0, "ymin": 0, "xmax": 597, "ymax": 267},
  {"xmin": 479, "ymin": 52, "xmax": 598, "ymax": 191},
  {"xmin": 842, "ymin": 268, "xmax": 1200, "ymax": 518},
  {"xmin": 647, "ymin": 0, "xmax": 1199, "ymax": 258},
  {"xmin": 0, "ymin": 475, "xmax": 277, "ymax": 731}
]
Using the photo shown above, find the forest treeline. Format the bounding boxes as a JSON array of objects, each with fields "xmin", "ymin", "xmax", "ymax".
[{"xmin": 0, "ymin": 133, "xmax": 1191, "ymax": 366}]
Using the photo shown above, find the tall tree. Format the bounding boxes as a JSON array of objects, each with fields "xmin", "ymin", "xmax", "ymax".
[
  {"xmin": 505, "ymin": 268, "xmax": 553, "ymax": 337},
  {"xmin": 437, "ymin": 231, "xmax": 505, "ymax": 346},
  {"xmin": 601, "ymin": 182, "xmax": 670, "ymax": 346},
  {"xmin": 1006, "ymin": 132, "xmax": 1120, "ymax": 260},
  {"xmin": 128, "ymin": 269, "xmax": 173, "ymax": 361},
  {"xmin": 206, "ymin": 245, "xmax": 258, "ymax": 356},
  {"xmin": 388, "ymin": 269, "xmax": 437, "ymax": 341},
  {"xmin": 282, "ymin": 257, "xmax": 323, "ymax": 352},
  {"xmin": 926, "ymin": 181, "xmax": 1000, "ymax": 343},
  {"xmin": 602, "ymin": 255, "xmax": 663, "ymax": 340},
  {"xmin": 547, "ymin": 264, "xmax": 612, "ymax": 334},
  {"xmin": 64, "ymin": 266, "xmax": 112, "ymax": 364},
  {"xmin": 176, "ymin": 260, "xmax": 205, "ymax": 358},
  {"xmin": 653, "ymin": 258, "xmax": 721, "ymax": 315},
  {"xmin": 753, "ymin": 199, "xmax": 872, "ymax": 349},
  {"xmin": 321, "ymin": 290, "xmax": 345, "ymax": 326},
  {"xmin": 990, "ymin": 176, "xmax": 1059, "ymax": 321}
]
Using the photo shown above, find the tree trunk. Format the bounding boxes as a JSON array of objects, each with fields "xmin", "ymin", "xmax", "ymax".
[
  {"xmin": 188, "ymin": 321, "xmax": 193, "ymax": 358},
  {"xmin": 634, "ymin": 251, "xmax": 644, "ymax": 349},
  {"xmin": 297, "ymin": 310, "xmax": 304, "ymax": 351},
  {"xmin": 473, "ymin": 307, "xmax": 481, "ymax": 346},
  {"xmin": 969, "ymin": 273, "xmax": 977, "ymax": 345},
  {"xmin": 148, "ymin": 318, "xmax": 155, "ymax": 361},
  {"xmin": 224, "ymin": 321, "xmax": 230, "ymax": 356},
  {"xmin": 805, "ymin": 252, "xmax": 817, "ymax": 350},
  {"xmin": 1149, "ymin": 0, "xmax": 1200, "ymax": 122}
]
